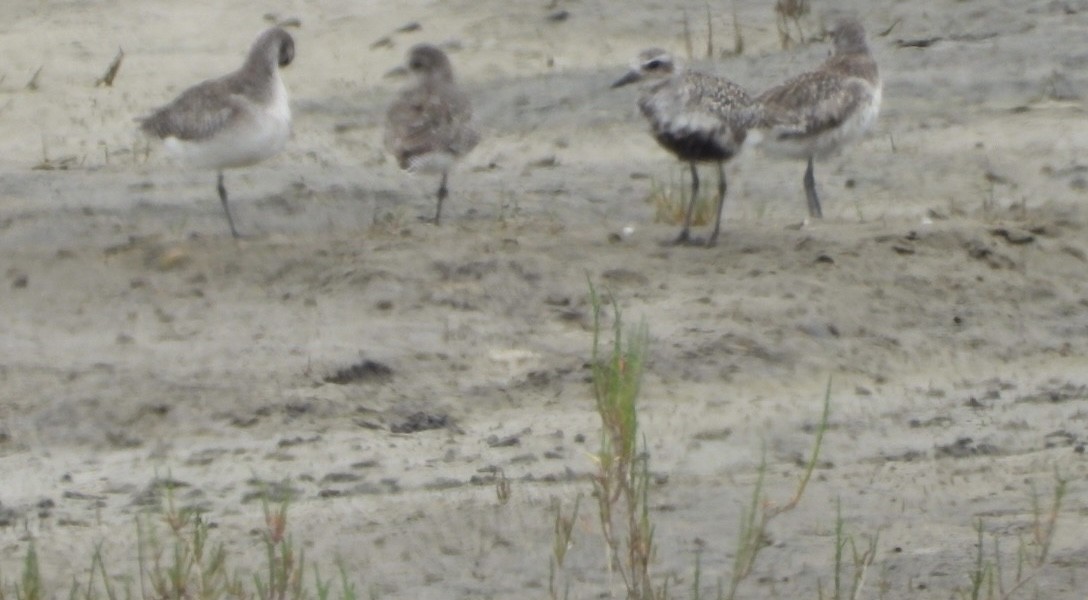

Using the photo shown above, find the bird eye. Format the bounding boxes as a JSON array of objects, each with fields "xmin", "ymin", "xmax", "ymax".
[
  {"xmin": 645, "ymin": 59, "xmax": 662, "ymax": 70},
  {"xmin": 279, "ymin": 41, "xmax": 294, "ymax": 67}
]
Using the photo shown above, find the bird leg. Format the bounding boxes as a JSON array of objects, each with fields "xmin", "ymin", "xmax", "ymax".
[
  {"xmin": 216, "ymin": 171, "xmax": 241, "ymax": 239},
  {"xmin": 804, "ymin": 156, "xmax": 823, "ymax": 219},
  {"xmin": 673, "ymin": 163, "xmax": 699, "ymax": 245},
  {"xmin": 434, "ymin": 171, "xmax": 449, "ymax": 225},
  {"xmin": 707, "ymin": 161, "xmax": 728, "ymax": 247}
]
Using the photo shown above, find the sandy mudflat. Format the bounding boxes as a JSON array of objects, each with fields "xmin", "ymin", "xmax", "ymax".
[{"xmin": 2, "ymin": 0, "xmax": 1088, "ymax": 598}]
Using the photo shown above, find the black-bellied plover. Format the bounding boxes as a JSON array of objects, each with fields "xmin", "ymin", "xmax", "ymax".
[
  {"xmin": 139, "ymin": 27, "xmax": 295, "ymax": 238},
  {"xmin": 613, "ymin": 48, "xmax": 755, "ymax": 246},
  {"xmin": 753, "ymin": 17, "xmax": 881, "ymax": 220},
  {"xmin": 384, "ymin": 44, "xmax": 479, "ymax": 225}
]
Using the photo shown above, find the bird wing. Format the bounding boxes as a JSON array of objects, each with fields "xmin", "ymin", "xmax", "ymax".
[
  {"xmin": 384, "ymin": 85, "xmax": 478, "ymax": 168},
  {"xmin": 756, "ymin": 71, "xmax": 870, "ymax": 140},
  {"xmin": 139, "ymin": 78, "xmax": 248, "ymax": 141},
  {"xmin": 639, "ymin": 73, "xmax": 753, "ymax": 140},
  {"xmin": 687, "ymin": 73, "xmax": 753, "ymax": 118}
]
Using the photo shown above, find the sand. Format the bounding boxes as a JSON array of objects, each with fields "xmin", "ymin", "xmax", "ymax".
[{"xmin": 1, "ymin": 0, "xmax": 1087, "ymax": 598}]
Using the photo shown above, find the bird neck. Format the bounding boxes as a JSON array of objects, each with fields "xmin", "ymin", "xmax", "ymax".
[
  {"xmin": 242, "ymin": 46, "xmax": 277, "ymax": 79},
  {"xmin": 232, "ymin": 54, "xmax": 280, "ymax": 102},
  {"xmin": 425, "ymin": 70, "xmax": 455, "ymax": 86},
  {"xmin": 834, "ymin": 34, "xmax": 870, "ymax": 57},
  {"xmin": 828, "ymin": 52, "xmax": 879, "ymax": 84}
]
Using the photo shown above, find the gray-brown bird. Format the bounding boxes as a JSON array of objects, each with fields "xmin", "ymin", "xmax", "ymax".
[
  {"xmin": 613, "ymin": 49, "xmax": 755, "ymax": 246},
  {"xmin": 139, "ymin": 27, "xmax": 295, "ymax": 238},
  {"xmin": 384, "ymin": 44, "xmax": 479, "ymax": 225},
  {"xmin": 754, "ymin": 17, "xmax": 881, "ymax": 219}
]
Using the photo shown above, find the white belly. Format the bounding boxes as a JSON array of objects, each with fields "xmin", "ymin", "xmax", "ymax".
[{"xmin": 405, "ymin": 151, "xmax": 457, "ymax": 175}]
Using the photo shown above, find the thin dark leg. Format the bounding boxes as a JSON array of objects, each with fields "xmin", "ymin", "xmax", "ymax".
[
  {"xmin": 434, "ymin": 171, "xmax": 449, "ymax": 225},
  {"xmin": 673, "ymin": 163, "xmax": 698, "ymax": 244},
  {"xmin": 804, "ymin": 156, "xmax": 822, "ymax": 219},
  {"xmin": 216, "ymin": 171, "xmax": 240, "ymax": 238},
  {"xmin": 707, "ymin": 161, "xmax": 727, "ymax": 247}
]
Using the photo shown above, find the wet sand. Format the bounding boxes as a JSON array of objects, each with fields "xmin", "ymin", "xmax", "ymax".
[{"xmin": 1, "ymin": 1, "xmax": 1087, "ymax": 598}]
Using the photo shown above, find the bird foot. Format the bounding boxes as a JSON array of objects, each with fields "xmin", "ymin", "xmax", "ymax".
[{"xmin": 662, "ymin": 231, "xmax": 714, "ymax": 248}]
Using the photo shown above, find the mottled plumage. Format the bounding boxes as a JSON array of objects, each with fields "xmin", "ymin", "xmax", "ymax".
[
  {"xmin": 139, "ymin": 27, "xmax": 295, "ymax": 238},
  {"xmin": 754, "ymin": 17, "xmax": 881, "ymax": 219},
  {"xmin": 613, "ymin": 48, "xmax": 755, "ymax": 246},
  {"xmin": 385, "ymin": 44, "xmax": 479, "ymax": 224}
]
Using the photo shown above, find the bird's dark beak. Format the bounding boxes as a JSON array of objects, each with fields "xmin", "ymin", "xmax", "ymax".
[{"xmin": 611, "ymin": 70, "xmax": 642, "ymax": 88}]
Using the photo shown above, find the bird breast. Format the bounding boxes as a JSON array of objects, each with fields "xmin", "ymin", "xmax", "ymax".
[{"xmin": 640, "ymin": 94, "xmax": 744, "ymax": 162}]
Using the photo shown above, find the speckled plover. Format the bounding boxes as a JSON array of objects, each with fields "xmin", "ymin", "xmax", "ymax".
[
  {"xmin": 384, "ymin": 44, "xmax": 479, "ymax": 225},
  {"xmin": 754, "ymin": 17, "xmax": 881, "ymax": 219},
  {"xmin": 613, "ymin": 48, "xmax": 755, "ymax": 246},
  {"xmin": 139, "ymin": 27, "xmax": 295, "ymax": 238}
]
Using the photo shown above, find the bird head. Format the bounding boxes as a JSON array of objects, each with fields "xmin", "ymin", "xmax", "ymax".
[{"xmin": 611, "ymin": 48, "xmax": 675, "ymax": 88}]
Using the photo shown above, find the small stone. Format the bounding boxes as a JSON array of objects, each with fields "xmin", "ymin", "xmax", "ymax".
[
  {"xmin": 154, "ymin": 246, "xmax": 191, "ymax": 271},
  {"xmin": 991, "ymin": 227, "xmax": 1034, "ymax": 245}
]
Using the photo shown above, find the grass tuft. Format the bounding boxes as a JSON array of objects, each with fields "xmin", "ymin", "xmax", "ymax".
[
  {"xmin": 725, "ymin": 377, "xmax": 831, "ymax": 599},
  {"xmin": 10, "ymin": 543, "xmax": 42, "ymax": 600},
  {"xmin": 732, "ymin": 1, "xmax": 744, "ymax": 55},
  {"xmin": 957, "ymin": 468, "xmax": 1067, "ymax": 600},
  {"xmin": 825, "ymin": 500, "xmax": 878, "ymax": 600},
  {"xmin": 2, "ymin": 490, "xmax": 361, "ymax": 600},
  {"xmin": 548, "ymin": 495, "xmax": 581, "ymax": 600},
  {"xmin": 648, "ymin": 170, "xmax": 714, "ymax": 228},
  {"xmin": 774, "ymin": 0, "xmax": 810, "ymax": 48},
  {"xmin": 587, "ymin": 280, "xmax": 657, "ymax": 599}
]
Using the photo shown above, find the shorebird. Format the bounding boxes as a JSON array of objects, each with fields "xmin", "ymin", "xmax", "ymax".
[
  {"xmin": 139, "ymin": 27, "xmax": 295, "ymax": 238},
  {"xmin": 384, "ymin": 44, "xmax": 479, "ymax": 225},
  {"xmin": 753, "ymin": 17, "xmax": 881, "ymax": 220},
  {"xmin": 613, "ymin": 48, "xmax": 755, "ymax": 246}
]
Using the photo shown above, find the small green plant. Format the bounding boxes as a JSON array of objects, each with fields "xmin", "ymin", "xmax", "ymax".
[
  {"xmin": 681, "ymin": 8, "xmax": 694, "ymax": 61},
  {"xmin": 681, "ymin": 4, "xmax": 719, "ymax": 60},
  {"xmin": 587, "ymin": 280, "xmax": 656, "ymax": 600},
  {"xmin": 1028, "ymin": 472, "xmax": 1066, "ymax": 568},
  {"xmin": 2, "ymin": 543, "xmax": 43, "ymax": 600},
  {"xmin": 254, "ymin": 499, "xmax": 306, "ymax": 600},
  {"xmin": 958, "ymin": 469, "xmax": 1067, "ymax": 600},
  {"xmin": 315, "ymin": 562, "xmax": 358, "ymax": 600},
  {"xmin": 732, "ymin": 1, "xmax": 744, "ymax": 55},
  {"xmin": 648, "ymin": 169, "xmax": 714, "ymax": 228},
  {"xmin": 571, "ymin": 283, "xmax": 833, "ymax": 600},
  {"xmin": 964, "ymin": 520, "xmax": 995, "ymax": 600},
  {"xmin": 495, "ymin": 468, "xmax": 512, "ymax": 505},
  {"xmin": 774, "ymin": 0, "xmax": 810, "ymax": 48},
  {"xmin": 1, "ymin": 487, "xmax": 362, "ymax": 600},
  {"xmin": 820, "ymin": 500, "xmax": 878, "ymax": 600},
  {"xmin": 549, "ymin": 495, "xmax": 581, "ymax": 600},
  {"xmin": 367, "ymin": 204, "xmax": 411, "ymax": 235},
  {"xmin": 704, "ymin": 3, "xmax": 715, "ymax": 59},
  {"xmin": 725, "ymin": 377, "xmax": 831, "ymax": 600},
  {"xmin": 137, "ymin": 492, "xmax": 245, "ymax": 600}
]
